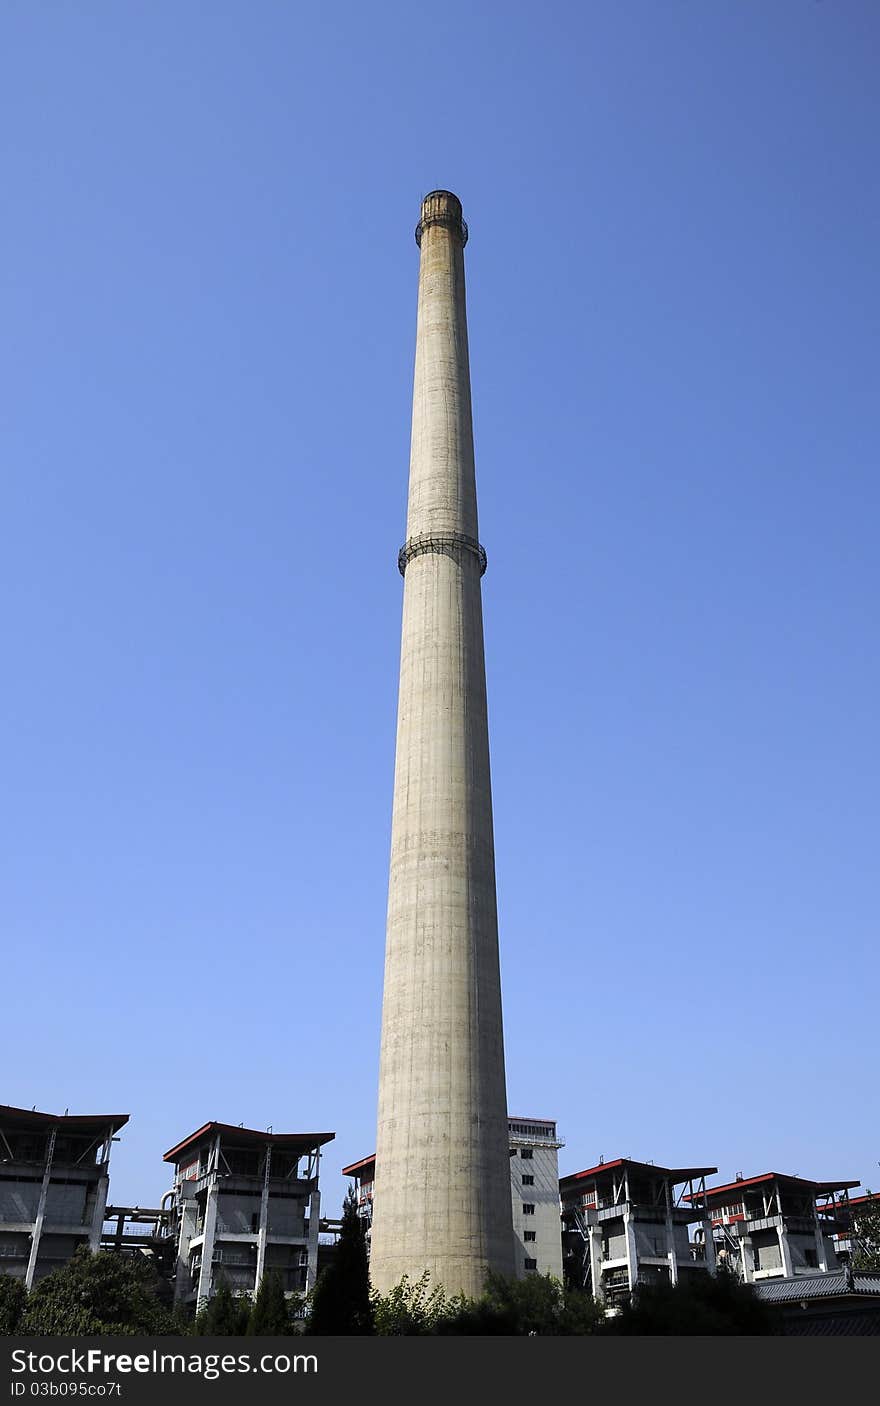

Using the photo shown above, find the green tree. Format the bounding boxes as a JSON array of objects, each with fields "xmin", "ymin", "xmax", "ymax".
[
  {"xmin": 20, "ymin": 1248, "xmax": 176, "ymax": 1336},
  {"xmin": 850, "ymin": 1192, "xmax": 880, "ymax": 1271},
  {"xmin": 436, "ymin": 1270, "xmax": 601, "ymax": 1336},
  {"xmin": 193, "ymin": 1281, "xmax": 251, "ymax": 1335},
  {"xmin": 307, "ymin": 1188, "xmax": 373, "ymax": 1334},
  {"xmin": 370, "ymin": 1271, "xmax": 453, "ymax": 1335},
  {"xmin": 246, "ymin": 1271, "xmax": 294, "ymax": 1335},
  {"xmin": 601, "ymin": 1267, "xmax": 777, "ymax": 1336},
  {"xmin": 0, "ymin": 1273, "xmax": 27, "ymax": 1335},
  {"xmin": 484, "ymin": 1269, "xmax": 600, "ymax": 1335}
]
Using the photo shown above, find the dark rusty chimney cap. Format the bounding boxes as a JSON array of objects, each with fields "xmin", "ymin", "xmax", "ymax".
[{"xmin": 416, "ymin": 190, "xmax": 468, "ymax": 248}]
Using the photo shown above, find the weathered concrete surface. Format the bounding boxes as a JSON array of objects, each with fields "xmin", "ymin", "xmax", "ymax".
[{"xmin": 370, "ymin": 192, "xmax": 515, "ymax": 1299}]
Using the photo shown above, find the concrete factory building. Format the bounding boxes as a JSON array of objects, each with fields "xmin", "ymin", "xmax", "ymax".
[
  {"xmin": 831, "ymin": 1191, "xmax": 880, "ymax": 1265},
  {"xmin": 688, "ymin": 1171, "xmax": 858, "ymax": 1283},
  {"xmin": 560, "ymin": 1158, "xmax": 717, "ymax": 1306},
  {"xmin": 344, "ymin": 1117, "xmax": 563, "ymax": 1283},
  {"xmin": 163, "ymin": 1121, "xmax": 334, "ymax": 1306},
  {"xmin": 0, "ymin": 1103, "xmax": 128, "ymax": 1288},
  {"xmin": 508, "ymin": 1118, "xmax": 564, "ymax": 1280},
  {"xmin": 371, "ymin": 189, "xmax": 514, "ymax": 1297}
]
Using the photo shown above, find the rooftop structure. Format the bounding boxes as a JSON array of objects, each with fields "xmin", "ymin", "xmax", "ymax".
[
  {"xmin": 0, "ymin": 1103, "xmax": 128, "ymax": 1287},
  {"xmin": 163, "ymin": 1121, "xmax": 334, "ymax": 1306},
  {"xmin": 560, "ymin": 1158, "xmax": 717, "ymax": 1306},
  {"xmin": 829, "ymin": 1191, "xmax": 880, "ymax": 1265},
  {"xmin": 688, "ymin": 1171, "xmax": 858, "ymax": 1283}
]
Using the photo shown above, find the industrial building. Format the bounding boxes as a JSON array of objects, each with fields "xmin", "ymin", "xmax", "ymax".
[
  {"xmin": 560, "ymin": 1158, "xmax": 717, "ymax": 1306},
  {"xmin": 0, "ymin": 1103, "xmax": 128, "ymax": 1288},
  {"xmin": 5, "ymin": 1090, "xmax": 873, "ymax": 1332},
  {"xmin": 688, "ymin": 1171, "xmax": 858, "ymax": 1283},
  {"xmin": 344, "ymin": 1116, "xmax": 564, "ymax": 1284},
  {"xmin": 163, "ymin": 1121, "xmax": 334, "ymax": 1306},
  {"xmin": 507, "ymin": 1118, "xmax": 564, "ymax": 1280},
  {"xmin": 341, "ymin": 1153, "xmax": 375, "ymax": 1226},
  {"xmin": 828, "ymin": 1191, "xmax": 879, "ymax": 1266}
]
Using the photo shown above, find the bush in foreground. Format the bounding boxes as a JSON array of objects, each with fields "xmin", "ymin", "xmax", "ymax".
[
  {"xmin": 19, "ymin": 1248, "xmax": 176, "ymax": 1336},
  {"xmin": 600, "ymin": 1268, "xmax": 777, "ymax": 1336},
  {"xmin": 0, "ymin": 1275, "xmax": 26, "ymax": 1335},
  {"xmin": 370, "ymin": 1268, "xmax": 600, "ymax": 1336}
]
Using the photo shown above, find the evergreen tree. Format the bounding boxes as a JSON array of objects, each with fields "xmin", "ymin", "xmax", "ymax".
[
  {"xmin": 0, "ymin": 1273, "xmax": 27, "ymax": 1335},
  {"xmin": 194, "ymin": 1281, "xmax": 251, "ymax": 1335},
  {"xmin": 20, "ymin": 1248, "xmax": 176, "ymax": 1336},
  {"xmin": 307, "ymin": 1187, "xmax": 373, "ymax": 1334},
  {"xmin": 247, "ymin": 1271, "xmax": 293, "ymax": 1335}
]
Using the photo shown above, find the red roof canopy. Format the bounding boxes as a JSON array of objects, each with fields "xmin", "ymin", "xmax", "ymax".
[
  {"xmin": 342, "ymin": 1153, "xmax": 376, "ymax": 1178},
  {"xmin": 163, "ymin": 1122, "xmax": 335, "ymax": 1164},
  {"xmin": 686, "ymin": 1172, "xmax": 860, "ymax": 1203},
  {"xmin": 559, "ymin": 1157, "xmax": 716, "ymax": 1189},
  {"xmin": 0, "ymin": 1104, "xmax": 129, "ymax": 1136},
  {"xmin": 846, "ymin": 1193, "xmax": 880, "ymax": 1210}
]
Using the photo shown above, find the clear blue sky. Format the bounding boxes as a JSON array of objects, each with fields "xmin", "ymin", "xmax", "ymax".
[{"xmin": 3, "ymin": 1, "xmax": 877, "ymax": 1219}]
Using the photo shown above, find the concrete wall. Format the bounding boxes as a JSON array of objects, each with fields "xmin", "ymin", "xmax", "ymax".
[
  {"xmin": 216, "ymin": 1194, "xmax": 260, "ymax": 1235},
  {"xmin": 214, "ymin": 1191, "xmax": 307, "ymax": 1237},
  {"xmin": 604, "ymin": 1227, "xmax": 627, "ymax": 1261},
  {"xmin": 509, "ymin": 1144, "xmax": 563, "ymax": 1279},
  {"xmin": 268, "ymin": 1196, "xmax": 306, "ymax": 1237},
  {"xmin": 0, "ymin": 1182, "xmax": 40, "ymax": 1222},
  {"xmin": 633, "ymin": 1223, "xmax": 668, "ymax": 1258},
  {"xmin": 45, "ymin": 1183, "xmax": 88, "ymax": 1225},
  {"xmin": 0, "ymin": 1178, "xmax": 92, "ymax": 1226}
]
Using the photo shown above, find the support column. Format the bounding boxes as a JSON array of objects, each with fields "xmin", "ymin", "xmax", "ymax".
[
  {"xmin": 88, "ymin": 1172, "xmax": 109, "ymax": 1252},
  {"xmin": 778, "ymin": 1224, "xmax": 794, "ymax": 1278},
  {"xmin": 702, "ymin": 1219, "xmax": 717, "ymax": 1274},
  {"xmin": 306, "ymin": 1190, "xmax": 321, "ymax": 1293},
  {"xmin": 664, "ymin": 1182, "xmax": 679, "ymax": 1286},
  {"xmin": 588, "ymin": 1225, "xmax": 603, "ymax": 1301},
  {"xmin": 174, "ymin": 1197, "xmax": 199, "ymax": 1304},
  {"xmin": 25, "ymin": 1127, "xmax": 56, "ymax": 1290},
  {"xmin": 623, "ymin": 1211, "xmax": 639, "ymax": 1293},
  {"xmin": 254, "ymin": 1144, "xmax": 272, "ymax": 1294},
  {"xmin": 196, "ymin": 1183, "xmax": 219, "ymax": 1307},
  {"xmin": 815, "ymin": 1220, "xmax": 829, "ymax": 1273},
  {"xmin": 739, "ymin": 1232, "xmax": 753, "ymax": 1283}
]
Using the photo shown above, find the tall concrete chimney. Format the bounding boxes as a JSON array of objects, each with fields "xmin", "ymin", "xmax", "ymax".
[{"xmin": 370, "ymin": 191, "xmax": 515, "ymax": 1298}]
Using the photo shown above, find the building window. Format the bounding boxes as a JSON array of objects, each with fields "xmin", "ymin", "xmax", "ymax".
[
  {"xmin": 523, "ymin": 1204, "xmax": 535, "ymax": 1216},
  {"xmin": 524, "ymin": 1258, "xmax": 538, "ymax": 1271},
  {"xmin": 804, "ymin": 1247, "xmax": 818, "ymax": 1268},
  {"xmin": 524, "ymin": 1231, "xmax": 536, "ymax": 1242},
  {"xmin": 522, "ymin": 1175, "xmax": 534, "ymax": 1186},
  {"xmin": 520, "ymin": 1149, "xmax": 533, "ymax": 1159}
]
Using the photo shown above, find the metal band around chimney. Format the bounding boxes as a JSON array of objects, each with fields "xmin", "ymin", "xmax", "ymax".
[
  {"xmin": 398, "ymin": 532, "xmax": 487, "ymax": 577},
  {"xmin": 415, "ymin": 213, "xmax": 469, "ymax": 248}
]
